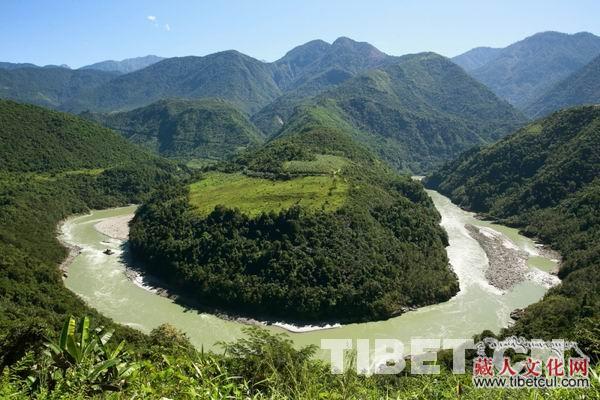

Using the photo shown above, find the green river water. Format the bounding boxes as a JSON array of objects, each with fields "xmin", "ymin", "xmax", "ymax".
[{"xmin": 61, "ymin": 190, "xmax": 558, "ymax": 356}]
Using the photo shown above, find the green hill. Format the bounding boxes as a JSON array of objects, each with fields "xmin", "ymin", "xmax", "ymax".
[
  {"xmin": 464, "ymin": 31, "xmax": 600, "ymax": 108},
  {"xmin": 274, "ymin": 53, "xmax": 525, "ymax": 173},
  {"xmin": 129, "ymin": 125, "xmax": 459, "ymax": 323},
  {"xmin": 425, "ymin": 106, "xmax": 600, "ymax": 339},
  {"xmin": 66, "ymin": 51, "xmax": 282, "ymax": 114},
  {"xmin": 0, "ymin": 100, "xmax": 189, "ymax": 356},
  {"xmin": 525, "ymin": 55, "xmax": 600, "ymax": 118},
  {"xmin": 0, "ymin": 100, "xmax": 155, "ymax": 173},
  {"xmin": 84, "ymin": 99, "xmax": 264, "ymax": 162},
  {"xmin": 0, "ymin": 67, "xmax": 119, "ymax": 110}
]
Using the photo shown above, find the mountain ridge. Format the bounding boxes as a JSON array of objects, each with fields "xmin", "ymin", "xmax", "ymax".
[{"xmin": 456, "ymin": 31, "xmax": 600, "ymax": 108}]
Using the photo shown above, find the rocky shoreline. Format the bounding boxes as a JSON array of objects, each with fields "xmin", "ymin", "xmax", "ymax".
[
  {"xmin": 57, "ymin": 220, "xmax": 84, "ymax": 278},
  {"xmin": 465, "ymin": 224, "xmax": 528, "ymax": 290}
]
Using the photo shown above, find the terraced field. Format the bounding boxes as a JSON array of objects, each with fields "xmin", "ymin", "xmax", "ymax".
[{"xmin": 189, "ymin": 171, "xmax": 349, "ymax": 217}]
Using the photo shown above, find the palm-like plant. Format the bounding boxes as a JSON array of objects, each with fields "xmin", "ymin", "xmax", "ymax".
[{"xmin": 31, "ymin": 315, "xmax": 138, "ymax": 393}]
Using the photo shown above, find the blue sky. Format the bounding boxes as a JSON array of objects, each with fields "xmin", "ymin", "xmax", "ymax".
[{"xmin": 1, "ymin": 0, "xmax": 599, "ymax": 68}]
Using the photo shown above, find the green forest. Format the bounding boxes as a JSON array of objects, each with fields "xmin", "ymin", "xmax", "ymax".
[
  {"xmin": 425, "ymin": 106, "xmax": 600, "ymax": 345},
  {"xmin": 129, "ymin": 126, "xmax": 459, "ymax": 322},
  {"xmin": 1, "ymin": 27, "xmax": 600, "ymax": 398}
]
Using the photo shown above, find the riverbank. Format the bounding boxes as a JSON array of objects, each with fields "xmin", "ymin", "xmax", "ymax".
[
  {"xmin": 57, "ymin": 219, "xmax": 84, "ymax": 277},
  {"xmin": 89, "ymin": 212, "xmax": 341, "ymax": 333}
]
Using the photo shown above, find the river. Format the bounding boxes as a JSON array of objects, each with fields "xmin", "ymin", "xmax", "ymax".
[{"xmin": 60, "ymin": 190, "xmax": 558, "ymax": 356}]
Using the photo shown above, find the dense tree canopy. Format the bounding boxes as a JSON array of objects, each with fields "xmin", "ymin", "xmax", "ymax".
[
  {"xmin": 129, "ymin": 126, "xmax": 459, "ymax": 323},
  {"xmin": 425, "ymin": 106, "xmax": 600, "ymax": 340}
]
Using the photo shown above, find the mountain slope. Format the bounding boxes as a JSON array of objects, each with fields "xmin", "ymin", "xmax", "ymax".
[
  {"xmin": 80, "ymin": 55, "xmax": 164, "ymax": 73},
  {"xmin": 273, "ymin": 37, "xmax": 393, "ymax": 91},
  {"xmin": 425, "ymin": 106, "xmax": 600, "ymax": 338},
  {"xmin": 465, "ymin": 31, "xmax": 600, "ymax": 108},
  {"xmin": 451, "ymin": 47, "xmax": 502, "ymax": 71},
  {"xmin": 67, "ymin": 51, "xmax": 282, "ymax": 114},
  {"xmin": 0, "ymin": 99, "xmax": 188, "ymax": 349},
  {"xmin": 85, "ymin": 99, "xmax": 263, "ymax": 161},
  {"xmin": 129, "ymin": 125, "xmax": 459, "ymax": 323},
  {"xmin": 0, "ymin": 67, "xmax": 119, "ymax": 110},
  {"xmin": 525, "ymin": 55, "xmax": 600, "ymax": 118},
  {"xmin": 0, "ymin": 99, "xmax": 155, "ymax": 173},
  {"xmin": 255, "ymin": 37, "xmax": 398, "ymax": 135},
  {"xmin": 276, "ymin": 52, "xmax": 526, "ymax": 173}
]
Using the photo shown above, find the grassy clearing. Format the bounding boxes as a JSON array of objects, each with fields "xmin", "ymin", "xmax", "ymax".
[
  {"xmin": 29, "ymin": 168, "xmax": 106, "ymax": 181},
  {"xmin": 189, "ymin": 172, "xmax": 349, "ymax": 217},
  {"xmin": 283, "ymin": 154, "xmax": 349, "ymax": 174}
]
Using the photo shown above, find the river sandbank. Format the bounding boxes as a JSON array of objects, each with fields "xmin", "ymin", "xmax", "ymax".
[
  {"xmin": 465, "ymin": 224, "xmax": 528, "ymax": 290},
  {"xmin": 94, "ymin": 214, "xmax": 134, "ymax": 240}
]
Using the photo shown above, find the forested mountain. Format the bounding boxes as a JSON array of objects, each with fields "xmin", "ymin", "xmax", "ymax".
[
  {"xmin": 66, "ymin": 51, "xmax": 282, "ymax": 114},
  {"xmin": 129, "ymin": 123, "xmax": 459, "ymax": 323},
  {"xmin": 0, "ymin": 67, "xmax": 119, "ymax": 110},
  {"xmin": 253, "ymin": 38, "xmax": 399, "ymax": 134},
  {"xmin": 0, "ymin": 99, "xmax": 188, "ymax": 359},
  {"xmin": 451, "ymin": 46, "xmax": 502, "ymax": 71},
  {"xmin": 525, "ymin": 55, "xmax": 600, "ymax": 118},
  {"xmin": 80, "ymin": 55, "xmax": 164, "ymax": 73},
  {"xmin": 425, "ymin": 106, "xmax": 600, "ymax": 339},
  {"xmin": 273, "ymin": 52, "xmax": 526, "ymax": 172},
  {"xmin": 85, "ymin": 98, "xmax": 263, "ymax": 161},
  {"xmin": 272, "ymin": 37, "xmax": 395, "ymax": 91},
  {"xmin": 0, "ymin": 100, "xmax": 154, "ymax": 172},
  {"xmin": 458, "ymin": 31, "xmax": 600, "ymax": 108}
]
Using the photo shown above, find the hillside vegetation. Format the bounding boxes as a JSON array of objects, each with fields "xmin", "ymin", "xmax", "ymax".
[
  {"xmin": 0, "ymin": 101, "xmax": 193, "ymax": 368},
  {"xmin": 66, "ymin": 52, "xmax": 282, "ymax": 114},
  {"xmin": 273, "ymin": 53, "xmax": 525, "ymax": 172},
  {"xmin": 525, "ymin": 55, "xmax": 600, "ymax": 118},
  {"xmin": 129, "ymin": 126, "xmax": 459, "ymax": 323},
  {"xmin": 425, "ymin": 106, "xmax": 600, "ymax": 340},
  {"xmin": 0, "ymin": 100, "xmax": 154, "ymax": 173},
  {"xmin": 84, "ymin": 99, "xmax": 264, "ymax": 162},
  {"xmin": 0, "ymin": 67, "xmax": 118, "ymax": 110}
]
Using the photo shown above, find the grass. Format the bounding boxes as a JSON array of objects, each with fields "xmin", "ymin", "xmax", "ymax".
[
  {"xmin": 21, "ymin": 168, "xmax": 106, "ymax": 181},
  {"xmin": 282, "ymin": 154, "xmax": 349, "ymax": 174},
  {"xmin": 189, "ymin": 172, "xmax": 349, "ymax": 217}
]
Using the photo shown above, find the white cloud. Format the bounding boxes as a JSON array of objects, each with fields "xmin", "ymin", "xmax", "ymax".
[
  {"xmin": 165, "ymin": 23, "xmax": 171, "ymax": 31},
  {"xmin": 147, "ymin": 15, "xmax": 156, "ymax": 22}
]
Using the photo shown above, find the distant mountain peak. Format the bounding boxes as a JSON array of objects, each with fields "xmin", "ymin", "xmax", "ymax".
[
  {"xmin": 80, "ymin": 55, "xmax": 164, "ymax": 74},
  {"xmin": 454, "ymin": 30, "xmax": 600, "ymax": 108}
]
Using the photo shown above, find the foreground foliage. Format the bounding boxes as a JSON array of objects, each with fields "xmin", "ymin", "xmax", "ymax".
[{"xmin": 1, "ymin": 317, "xmax": 598, "ymax": 399}]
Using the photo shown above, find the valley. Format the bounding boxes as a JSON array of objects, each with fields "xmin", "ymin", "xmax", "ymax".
[
  {"xmin": 1, "ymin": 11, "xmax": 599, "ymax": 396},
  {"xmin": 60, "ymin": 189, "xmax": 558, "ymax": 355}
]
